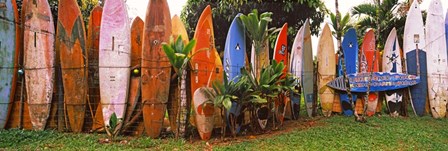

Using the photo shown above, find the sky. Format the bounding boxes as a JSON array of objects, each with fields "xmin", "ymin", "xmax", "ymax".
[{"xmin": 126, "ymin": 0, "xmax": 448, "ymax": 55}]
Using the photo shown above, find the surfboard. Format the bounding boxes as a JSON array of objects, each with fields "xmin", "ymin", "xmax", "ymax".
[
  {"xmin": 23, "ymin": 0, "xmax": 55, "ymax": 130},
  {"xmin": 99, "ymin": 0, "xmax": 130, "ymax": 128},
  {"xmin": 327, "ymin": 72, "xmax": 420, "ymax": 92},
  {"xmin": 124, "ymin": 17, "xmax": 144, "ymax": 134},
  {"xmin": 141, "ymin": 0, "xmax": 171, "ymax": 138},
  {"xmin": 301, "ymin": 20, "xmax": 314, "ymax": 117},
  {"xmin": 383, "ymin": 28, "xmax": 403, "ymax": 116},
  {"xmin": 87, "ymin": 6, "xmax": 103, "ymax": 131},
  {"xmin": 425, "ymin": 0, "xmax": 447, "ymax": 118},
  {"xmin": 290, "ymin": 21, "xmax": 304, "ymax": 119},
  {"xmin": 404, "ymin": 0, "xmax": 427, "ymax": 116},
  {"xmin": 317, "ymin": 23, "xmax": 335, "ymax": 117},
  {"xmin": 0, "ymin": 0, "xmax": 19, "ymax": 129},
  {"xmin": 193, "ymin": 87, "xmax": 215, "ymax": 140},
  {"xmin": 191, "ymin": 5, "xmax": 222, "ymax": 139},
  {"xmin": 273, "ymin": 23, "xmax": 288, "ymax": 123},
  {"xmin": 223, "ymin": 13, "xmax": 246, "ymax": 134},
  {"xmin": 251, "ymin": 36, "xmax": 270, "ymax": 80},
  {"xmin": 169, "ymin": 15, "xmax": 189, "ymax": 135},
  {"xmin": 56, "ymin": 0, "xmax": 88, "ymax": 133},
  {"xmin": 339, "ymin": 28, "xmax": 358, "ymax": 116},
  {"xmin": 359, "ymin": 29, "xmax": 379, "ymax": 116}
]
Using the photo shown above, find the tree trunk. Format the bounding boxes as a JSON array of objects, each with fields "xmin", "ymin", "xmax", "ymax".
[{"xmin": 177, "ymin": 68, "xmax": 188, "ymax": 138}]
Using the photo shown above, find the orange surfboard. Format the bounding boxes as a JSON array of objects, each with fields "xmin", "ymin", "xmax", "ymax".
[
  {"xmin": 273, "ymin": 23, "xmax": 288, "ymax": 124},
  {"xmin": 87, "ymin": 6, "xmax": 104, "ymax": 131},
  {"xmin": 124, "ymin": 16, "xmax": 144, "ymax": 135},
  {"xmin": 190, "ymin": 5, "xmax": 223, "ymax": 140},
  {"xmin": 359, "ymin": 29, "xmax": 379, "ymax": 116},
  {"xmin": 141, "ymin": 0, "xmax": 172, "ymax": 138},
  {"xmin": 56, "ymin": 0, "xmax": 88, "ymax": 133}
]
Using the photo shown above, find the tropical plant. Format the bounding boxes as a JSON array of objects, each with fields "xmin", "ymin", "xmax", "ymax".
[
  {"xmin": 329, "ymin": 12, "xmax": 353, "ymax": 42},
  {"xmin": 239, "ymin": 9, "xmax": 273, "ymax": 56},
  {"xmin": 242, "ymin": 60, "xmax": 296, "ymax": 130},
  {"xmin": 239, "ymin": 9, "xmax": 274, "ymax": 80},
  {"xmin": 162, "ymin": 36, "xmax": 196, "ymax": 138}
]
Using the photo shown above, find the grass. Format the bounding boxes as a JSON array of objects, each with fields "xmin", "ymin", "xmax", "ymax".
[{"xmin": 1, "ymin": 115, "xmax": 447, "ymax": 150}]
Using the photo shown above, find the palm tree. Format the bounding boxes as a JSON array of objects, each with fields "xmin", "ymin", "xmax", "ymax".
[{"xmin": 351, "ymin": 0, "xmax": 407, "ymax": 50}]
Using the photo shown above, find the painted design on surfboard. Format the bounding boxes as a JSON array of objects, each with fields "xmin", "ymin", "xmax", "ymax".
[
  {"xmin": 328, "ymin": 72, "xmax": 420, "ymax": 92},
  {"xmin": 0, "ymin": 0, "xmax": 18, "ymax": 129},
  {"xmin": 57, "ymin": 2, "xmax": 88, "ymax": 132},
  {"xmin": 383, "ymin": 28, "xmax": 403, "ymax": 116}
]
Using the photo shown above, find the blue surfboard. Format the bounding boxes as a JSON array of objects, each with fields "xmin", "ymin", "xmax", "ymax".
[
  {"xmin": 223, "ymin": 13, "xmax": 246, "ymax": 134},
  {"xmin": 0, "ymin": 0, "xmax": 19, "ymax": 129},
  {"xmin": 406, "ymin": 50, "xmax": 427, "ymax": 116},
  {"xmin": 338, "ymin": 28, "xmax": 358, "ymax": 116}
]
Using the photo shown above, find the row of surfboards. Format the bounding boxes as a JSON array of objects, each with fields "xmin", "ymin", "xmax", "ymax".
[
  {"xmin": 0, "ymin": 0, "xmax": 447, "ymax": 140},
  {"xmin": 325, "ymin": 0, "xmax": 448, "ymax": 118}
]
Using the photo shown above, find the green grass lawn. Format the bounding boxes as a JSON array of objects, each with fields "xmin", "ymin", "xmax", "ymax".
[{"xmin": 1, "ymin": 115, "xmax": 447, "ymax": 150}]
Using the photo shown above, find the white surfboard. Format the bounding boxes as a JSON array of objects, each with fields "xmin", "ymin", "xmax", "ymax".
[
  {"xmin": 382, "ymin": 28, "xmax": 403, "ymax": 116},
  {"xmin": 403, "ymin": 0, "xmax": 427, "ymax": 116},
  {"xmin": 425, "ymin": 0, "xmax": 448, "ymax": 118}
]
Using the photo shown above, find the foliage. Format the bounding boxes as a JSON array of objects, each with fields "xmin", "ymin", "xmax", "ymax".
[
  {"xmin": 162, "ymin": 36, "xmax": 196, "ymax": 75},
  {"xmin": 181, "ymin": 0, "xmax": 327, "ymax": 54},
  {"xmin": 329, "ymin": 12, "xmax": 353, "ymax": 42},
  {"xmin": 239, "ymin": 9, "xmax": 273, "ymax": 55},
  {"xmin": 350, "ymin": 0, "xmax": 406, "ymax": 50}
]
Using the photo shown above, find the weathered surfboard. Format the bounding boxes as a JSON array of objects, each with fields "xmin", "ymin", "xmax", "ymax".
[
  {"xmin": 359, "ymin": 29, "xmax": 379, "ymax": 116},
  {"xmin": 383, "ymin": 28, "xmax": 403, "ymax": 116},
  {"xmin": 0, "ymin": 0, "xmax": 19, "ymax": 129},
  {"xmin": 124, "ymin": 17, "xmax": 144, "ymax": 134},
  {"xmin": 327, "ymin": 72, "xmax": 420, "ymax": 92},
  {"xmin": 273, "ymin": 23, "xmax": 288, "ymax": 123},
  {"xmin": 57, "ymin": 0, "xmax": 88, "ymax": 133},
  {"xmin": 23, "ymin": 0, "xmax": 55, "ymax": 130},
  {"xmin": 223, "ymin": 13, "xmax": 246, "ymax": 134},
  {"xmin": 425, "ymin": 0, "xmax": 447, "ymax": 118},
  {"xmin": 87, "ymin": 5, "xmax": 103, "ymax": 131},
  {"xmin": 317, "ymin": 23, "xmax": 335, "ymax": 117},
  {"xmin": 141, "ymin": 0, "xmax": 171, "ymax": 138},
  {"xmin": 289, "ymin": 20, "xmax": 304, "ymax": 119},
  {"xmin": 168, "ymin": 15, "xmax": 189, "ymax": 135},
  {"xmin": 191, "ymin": 5, "xmax": 222, "ymax": 140},
  {"xmin": 339, "ymin": 28, "xmax": 358, "ymax": 116},
  {"xmin": 193, "ymin": 87, "xmax": 215, "ymax": 140},
  {"xmin": 404, "ymin": 0, "xmax": 427, "ymax": 116},
  {"xmin": 301, "ymin": 20, "xmax": 314, "ymax": 117},
  {"xmin": 99, "ymin": 0, "xmax": 130, "ymax": 127}
]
